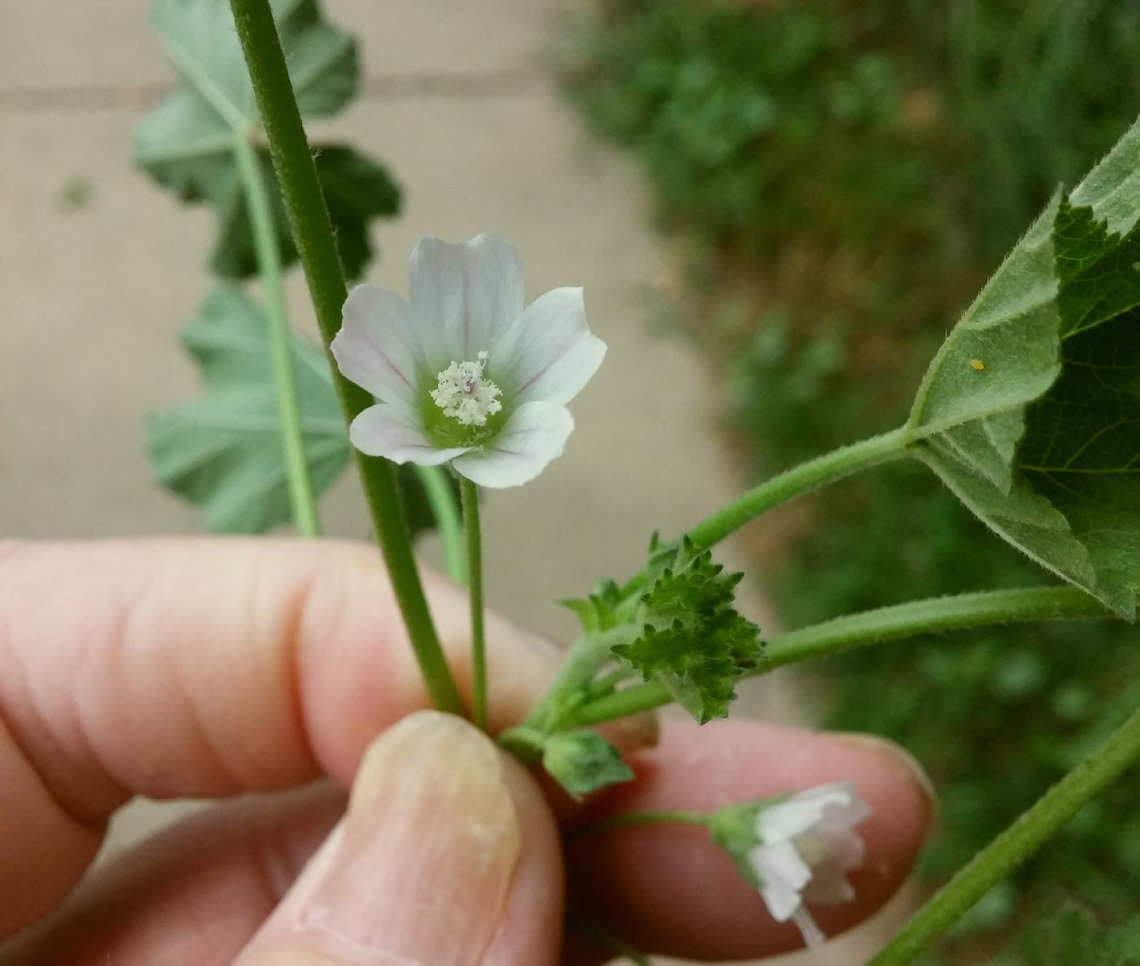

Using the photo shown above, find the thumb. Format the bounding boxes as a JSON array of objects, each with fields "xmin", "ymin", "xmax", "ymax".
[{"xmin": 235, "ymin": 711, "xmax": 564, "ymax": 966}]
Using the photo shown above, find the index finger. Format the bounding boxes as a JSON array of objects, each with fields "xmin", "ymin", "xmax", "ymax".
[{"xmin": 0, "ymin": 537, "xmax": 559, "ymax": 935}]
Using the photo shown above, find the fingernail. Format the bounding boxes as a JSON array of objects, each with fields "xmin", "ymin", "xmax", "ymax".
[
  {"xmin": 250, "ymin": 711, "xmax": 521, "ymax": 966},
  {"xmin": 833, "ymin": 732, "xmax": 938, "ymax": 821}
]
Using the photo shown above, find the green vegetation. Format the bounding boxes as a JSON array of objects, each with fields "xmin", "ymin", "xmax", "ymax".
[{"xmin": 562, "ymin": 0, "xmax": 1140, "ymax": 958}]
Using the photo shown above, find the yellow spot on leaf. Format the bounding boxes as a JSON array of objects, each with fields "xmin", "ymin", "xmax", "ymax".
[{"xmin": 970, "ymin": 358, "xmax": 986, "ymax": 371}]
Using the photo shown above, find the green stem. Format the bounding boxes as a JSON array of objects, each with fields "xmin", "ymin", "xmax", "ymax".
[
  {"xmin": 415, "ymin": 466, "xmax": 465, "ymax": 584},
  {"xmin": 568, "ymin": 809, "xmax": 709, "ymax": 841},
  {"xmin": 461, "ymin": 477, "xmax": 487, "ymax": 730},
  {"xmin": 687, "ymin": 426, "xmax": 910, "ymax": 549},
  {"xmin": 517, "ymin": 625, "xmax": 639, "ymax": 735},
  {"xmin": 566, "ymin": 587, "xmax": 1112, "ymax": 727},
  {"xmin": 228, "ymin": 0, "xmax": 463, "ymax": 716},
  {"xmin": 869, "ymin": 706, "xmax": 1140, "ymax": 966},
  {"xmin": 761, "ymin": 586, "xmax": 1111, "ymax": 670},
  {"xmin": 232, "ymin": 136, "xmax": 320, "ymax": 537}
]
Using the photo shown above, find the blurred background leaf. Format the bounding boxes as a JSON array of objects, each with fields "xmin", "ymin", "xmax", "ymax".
[
  {"xmin": 133, "ymin": 0, "xmax": 400, "ymax": 281},
  {"xmin": 146, "ymin": 286, "xmax": 350, "ymax": 533},
  {"xmin": 147, "ymin": 287, "xmax": 447, "ymax": 538}
]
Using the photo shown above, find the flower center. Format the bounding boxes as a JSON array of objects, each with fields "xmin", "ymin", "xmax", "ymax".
[{"xmin": 430, "ymin": 351, "xmax": 503, "ymax": 427}]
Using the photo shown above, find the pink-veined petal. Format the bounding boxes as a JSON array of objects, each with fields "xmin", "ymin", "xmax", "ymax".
[
  {"xmin": 450, "ymin": 401, "xmax": 573, "ymax": 488},
  {"xmin": 495, "ymin": 287, "xmax": 606, "ymax": 405},
  {"xmin": 332, "ymin": 285, "xmax": 421, "ymax": 404},
  {"xmin": 349, "ymin": 404, "xmax": 470, "ymax": 466},
  {"xmin": 409, "ymin": 233, "xmax": 525, "ymax": 364}
]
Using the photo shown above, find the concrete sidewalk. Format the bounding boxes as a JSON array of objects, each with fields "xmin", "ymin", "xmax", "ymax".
[
  {"xmin": 0, "ymin": 1, "xmax": 905, "ymax": 962},
  {"xmin": 0, "ymin": 0, "xmax": 744, "ymax": 642}
]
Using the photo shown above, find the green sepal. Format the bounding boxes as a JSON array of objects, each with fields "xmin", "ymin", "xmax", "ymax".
[
  {"xmin": 708, "ymin": 800, "xmax": 765, "ymax": 888},
  {"xmin": 542, "ymin": 730, "xmax": 635, "ymax": 799}
]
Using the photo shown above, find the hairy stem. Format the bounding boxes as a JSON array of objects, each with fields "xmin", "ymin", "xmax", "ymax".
[
  {"xmin": 461, "ymin": 477, "xmax": 487, "ymax": 730},
  {"xmin": 687, "ymin": 427, "xmax": 911, "ymax": 549},
  {"xmin": 516, "ymin": 625, "xmax": 639, "ymax": 736},
  {"xmin": 228, "ymin": 0, "xmax": 463, "ymax": 715},
  {"xmin": 415, "ymin": 466, "xmax": 465, "ymax": 584},
  {"xmin": 565, "ymin": 587, "xmax": 1113, "ymax": 726},
  {"xmin": 869, "ymin": 706, "xmax": 1140, "ymax": 966},
  {"xmin": 233, "ymin": 136, "xmax": 320, "ymax": 537}
]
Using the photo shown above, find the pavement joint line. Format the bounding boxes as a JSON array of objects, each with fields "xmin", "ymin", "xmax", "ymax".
[{"xmin": 0, "ymin": 67, "xmax": 548, "ymax": 114}]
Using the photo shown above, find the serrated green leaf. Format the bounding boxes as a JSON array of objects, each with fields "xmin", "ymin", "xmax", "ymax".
[
  {"xmin": 147, "ymin": 287, "xmax": 350, "ymax": 533},
  {"xmin": 542, "ymin": 730, "xmax": 634, "ymax": 798},
  {"xmin": 613, "ymin": 542, "xmax": 763, "ymax": 723},
  {"xmin": 907, "ymin": 115, "xmax": 1140, "ymax": 616},
  {"xmin": 135, "ymin": 0, "xmax": 398, "ymax": 280}
]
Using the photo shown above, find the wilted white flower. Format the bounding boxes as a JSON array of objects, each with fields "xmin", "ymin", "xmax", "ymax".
[
  {"xmin": 748, "ymin": 782, "xmax": 871, "ymax": 947},
  {"xmin": 332, "ymin": 233, "xmax": 606, "ymax": 488}
]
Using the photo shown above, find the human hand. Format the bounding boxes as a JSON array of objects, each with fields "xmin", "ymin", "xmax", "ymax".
[{"xmin": 0, "ymin": 539, "xmax": 932, "ymax": 964}]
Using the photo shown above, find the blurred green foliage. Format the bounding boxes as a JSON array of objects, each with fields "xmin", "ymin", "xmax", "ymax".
[{"xmin": 562, "ymin": 0, "xmax": 1140, "ymax": 958}]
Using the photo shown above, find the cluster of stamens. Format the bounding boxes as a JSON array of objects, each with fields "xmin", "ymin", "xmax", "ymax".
[{"xmin": 430, "ymin": 351, "xmax": 503, "ymax": 427}]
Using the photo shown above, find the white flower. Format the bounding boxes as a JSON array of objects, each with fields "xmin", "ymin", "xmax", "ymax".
[
  {"xmin": 749, "ymin": 782, "xmax": 871, "ymax": 948},
  {"xmin": 331, "ymin": 233, "xmax": 606, "ymax": 488}
]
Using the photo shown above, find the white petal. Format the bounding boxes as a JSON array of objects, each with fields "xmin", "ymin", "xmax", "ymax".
[
  {"xmin": 802, "ymin": 828, "xmax": 865, "ymax": 905},
  {"xmin": 451, "ymin": 401, "xmax": 573, "ymax": 488},
  {"xmin": 333, "ymin": 285, "xmax": 422, "ymax": 404},
  {"xmin": 495, "ymin": 287, "xmax": 606, "ymax": 405},
  {"xmin": 758, "ymin": 783, "xmax": 864, "ymax": 844},
  {"xmin": 409, "ymin": 233, "xmax": 525, "ymax": 363},
  {"xmin": 750, "ymin": 840, "xmax": 812, "ymax": 923},
  {"xmin": 349, "ymin": 404, "xmax": 470, "ymax": 465},
  {"xmin": 802, "ymin": 872, "xmax": 856, "ymax": 905},
  {"xmin": 791, "ymin": 906, "xmax": 827, "ymax": 948}
]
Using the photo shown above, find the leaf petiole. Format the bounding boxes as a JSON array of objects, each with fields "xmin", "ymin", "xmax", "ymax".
[
  {"xmin": 415, "ymin": 466, "xmax": 465, "ymax": 584},
  {"xmin": 232, "ymin": 135, "xmax": 321, "ymax": 537},
  {"xmin": 686, "ymin": 426, "xmax": 911, "ymax": 550}
]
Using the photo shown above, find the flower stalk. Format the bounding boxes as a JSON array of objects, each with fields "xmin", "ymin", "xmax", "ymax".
[
  {"xmin": 461, "ymin": 476, "xmax": 488, "ymax": 730},
  {"xmin": 228, "ymin": 0, "xmax": 463, "ymax": 715},
  {"xmin": 868, "ymin": 706, "xmax": 1140, "ymax": 966},
  {"xmin": 569, "ymin": 809, "xmax": 710, "ymax": 840},
  {"xmin": 415, "ymin": 466, "xmax": 465, "ymax": 584},
  {"xmin": 232, "ymin": 135, "xmax": 320, "ymax": 537}
]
